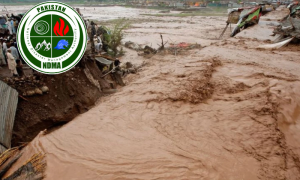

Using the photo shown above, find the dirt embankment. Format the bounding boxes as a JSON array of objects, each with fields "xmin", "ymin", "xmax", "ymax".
[{"xmin": 7, "ymin": 57, "xmax": 112, "ymax": 147}]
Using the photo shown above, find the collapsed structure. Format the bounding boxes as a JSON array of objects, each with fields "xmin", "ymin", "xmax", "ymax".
[{"xmin": 273, "ymin": 3, "xmax": 300, "ymax": 40}]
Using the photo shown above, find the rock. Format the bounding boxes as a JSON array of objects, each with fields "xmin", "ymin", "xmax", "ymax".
[
  {"xmin": 125, "ymin": 41, "xmax": 140, "ymax": 50},
  {"xmin": 128, "ymin": 68, "xmax": 136, "ymax": 74},
  {"xmin": 41, "ymin": 86, "xmax": 49, "ymax": 93},
  {"xmin": 26, "ymin": 90, "xmax": 35, "ymax": 96},
  {"xmin": 35, "ymin": 88, "xmax": 43, "ymax": 95},
  {"xmin": 144, "ymin": 45, "xmax": 156, "ymax": 54},
  {"xmin": 41, "ymin": 129, "xmax": 48, "ymax": 135},
  {"xmin": 102, "ymin": 89, "xmax": 117, "ymax": 94},
  {"xmin": 125, "ymin": 62, "xmax": 133, "ymax": 68},
  {"xmin": 125, "ymin": 41, "xmax": 134, "ymax": 48}
]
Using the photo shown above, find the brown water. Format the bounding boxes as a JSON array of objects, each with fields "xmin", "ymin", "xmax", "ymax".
[{"xmin": 3, "ymin": 5, "xmax": 300, "ymax": 180}]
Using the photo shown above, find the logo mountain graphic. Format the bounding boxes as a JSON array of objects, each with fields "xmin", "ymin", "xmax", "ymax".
[{"xmin": 35, "ymin": 40, "xmax": 51, "ymax": 51}]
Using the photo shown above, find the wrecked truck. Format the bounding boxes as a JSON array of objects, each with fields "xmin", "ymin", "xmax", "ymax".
[
  {"xmin": 230, "ymin": 6, "xmax": 263, "ymax": 37},
  {"xmin": 219, "ymin": 6, "xmax": 264, "ymax": 38}
]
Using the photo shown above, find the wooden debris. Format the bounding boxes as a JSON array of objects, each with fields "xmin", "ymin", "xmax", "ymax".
[
  {"xmin": 3, "ymin": 152, "xmax": 46, "ymax": 180},
  {"xmin": 157, "ymin": 34, "xmax": 168, "ymax": 51},
  {"xmin": 24, "ymin": 152, "xmax": 46, "ymax": 174},
  {"xmin": 0, "ymin": 153, "xmax": 22, "ymax": 178},
  {"xmin": 0, "ymin": 147, "xmax": 18, "ymax": 167}
]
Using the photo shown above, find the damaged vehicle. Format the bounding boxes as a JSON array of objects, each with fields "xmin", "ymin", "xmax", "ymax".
[
  {"xmin": 220, "ymin": 4, "xmax": 268, "ymax": 38},
  {"xmin": 230, "ymin": 6, "xmax": 263, "ymax": 37}
]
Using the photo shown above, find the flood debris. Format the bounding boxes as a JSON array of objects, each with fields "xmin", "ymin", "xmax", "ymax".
[
  {"xmin": 262, "ymin": 3, "xmax": 300, "ymax": 48},
  {"xmin": 289, "ymin": 2, "xmax": 300, "ymax": 18},
  {"xmin": 0, "ymin": 148, "xmax": 22, "ymax": 178},
  {"xmin": 168, "ymin": 42, "xmax": 201, "ymax": 55},
  {"xmin": 0, "ymin": 144, "xmax": 28, "ymax": 179},
  {"xmin": 99, "ymin": 58, "xmax": 140, "ymax": 85},
  {"xmin": 137, "ymin": 41, "xmax": 201, "ymax": 57},
  {"xmin": 258, "ymin": 37, "xmax": 294, "ymax": 49},
  {"xmin": 127, "ymin": 34, "xmax": 201, "ymax": 57},
  {"xmin": 124, "ymin": 41, "xmax": 141, "ymax": 50},
  {"xmin": 221, "ymin": 4, "xmax": 270, "ymax": 38},
  {"xmin": 143, "ymin": 45, "xmax": 157, "ymax": 54},
  {"xmin": 223, "ymin": 2, "xmax": 274, "ymax": 39},
  {"xmin": 1, "ymin": 151, "xmax": 46, "ymax": 180},
  {"xmin": 230, "ymin": 6, "xmax": 262, "ymax": 37},
  {"xmin": 157, "ymin": 34, "xmax": 167, "ymax": 51},
  {"xmin": 274, "ymin": 17, "xmax": 300, "ymax": 39},
  {"xmin": 120, "ymin": 62, "xmax": 138, "ymax": 75}
]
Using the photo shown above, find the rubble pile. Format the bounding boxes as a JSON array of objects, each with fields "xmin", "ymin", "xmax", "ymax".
[
  {"xmin": 3, "ymin": 75, "xmax": 49, "ymax": 97},
  {"xmin": 124, "ymin": 40, "xmax": 201, "ymax": 56},
  {"xmin": 273, "ymin": 3, "xmax": 300, "ymax": 41},
  {"xmin": 120, "ymin": 62, "xmax": 138, "ymax": 75},
  {"xmin": 274, "ymin": 17, "xmax": 300, "ymax": 38},
  {"xmin": 143, "ymin": 45, "xmax": 157, "ymax": 54},
  {"xmin": 124, "ymin": 41, "xmax": 142, "ymax": 50}
]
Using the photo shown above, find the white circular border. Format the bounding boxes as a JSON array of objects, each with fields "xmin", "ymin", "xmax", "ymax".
[
  {"xmin": 17, "ymin": 1, "xmax": 87, "ymax": 74},
  {"xmin": 27, "ymin": 11, "xmax": 79, "ymax": 63}
]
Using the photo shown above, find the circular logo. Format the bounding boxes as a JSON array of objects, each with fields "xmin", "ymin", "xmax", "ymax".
[{"xmin": 17, "ymin": 1, "xmax": 87, "ymax": 74}]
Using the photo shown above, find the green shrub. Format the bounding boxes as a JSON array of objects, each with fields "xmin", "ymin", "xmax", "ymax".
[{"xmin": 103, "ymin": 19, "xmax": 130, "ymax": 57}]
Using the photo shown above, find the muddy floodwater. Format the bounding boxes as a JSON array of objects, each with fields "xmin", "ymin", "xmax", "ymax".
[{"xmin": 3, "ymin": 5, "xmax": 300, "ymax": 180}]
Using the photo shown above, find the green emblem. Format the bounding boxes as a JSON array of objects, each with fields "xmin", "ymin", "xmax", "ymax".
[{"xmin": 17, "ymin": 1, "xmax": 87, "ymax": 74}]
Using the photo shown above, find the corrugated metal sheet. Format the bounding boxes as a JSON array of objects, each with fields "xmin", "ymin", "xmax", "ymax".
[
  {"xmin": 0, "ymin": 80, "xmax": 18, "ymax": 151},
  {"xmin": 95, "ymin": 57, "xmax": 113, "ymax": 65}
]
